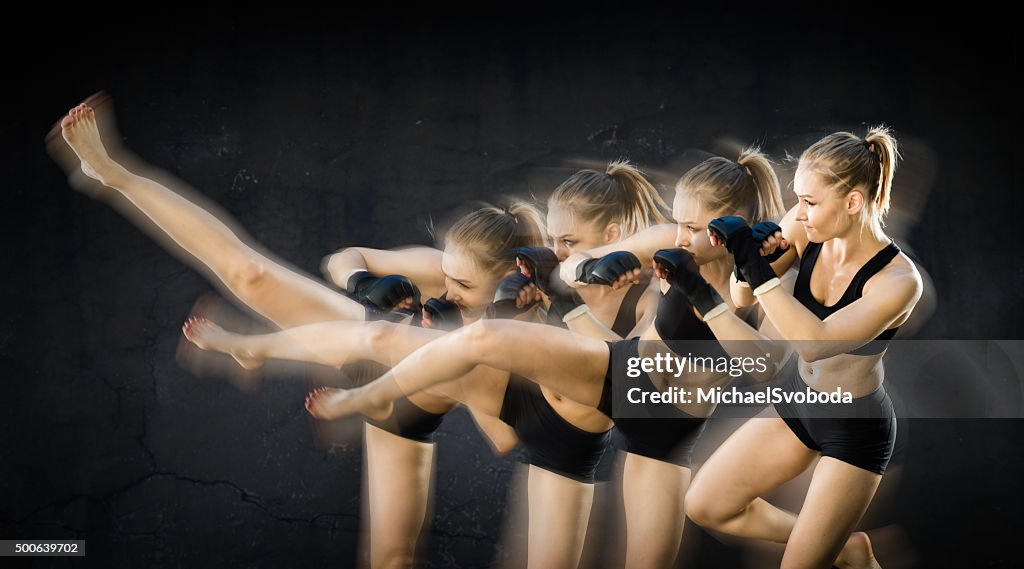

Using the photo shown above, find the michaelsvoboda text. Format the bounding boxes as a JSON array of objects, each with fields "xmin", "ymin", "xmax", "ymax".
[
  {"xmin": 627, "ymin": 385, "xmax": 854, "ymax": 405},
  {"xmin": 624, "ymin": 352, "xmax": 854, "ymax": 405}
]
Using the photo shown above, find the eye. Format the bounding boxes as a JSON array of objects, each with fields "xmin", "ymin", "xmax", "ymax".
[
  {"xmin": 687, "ymin": 225, "xmax": 700, "ymax": 233},
  {"xmin": 562, "ymin": 239, "xmax": 576, "ymax": 247}
]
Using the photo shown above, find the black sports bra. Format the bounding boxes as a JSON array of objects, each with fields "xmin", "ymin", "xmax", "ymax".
[{"xmin": 793, "ymin": 240, "xmax": 901, "ymax": 356}]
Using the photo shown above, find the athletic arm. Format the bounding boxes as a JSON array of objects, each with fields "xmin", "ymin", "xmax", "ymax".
[
  {"xmin": 757, "ymin": 263, "xmax": 923, "ymax": 361},
  {"xmin": 560, "ymin": 224, "xmax": 677, "ymax": 287},
  {"xmin": 731, "ymin": 205, "xmax": 804, "ymax": 307},
  {"xmin": 323, "ymin": 246, "xmax": 447, "ymax": 299}
]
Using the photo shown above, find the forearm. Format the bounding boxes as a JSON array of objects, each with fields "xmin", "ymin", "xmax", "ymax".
[
  {"xmin": 584, "ymin": 223, "xmax": 676, "ymax": 262},
  {"xmin": 730, "ymin": 278, "xmax": 756, "ymax": 308},
  {"xmin": 565, "ymin": 310, "xmax": 622, "ymax": 342},
  {"xmin": 756, "ymin": 287, "xmax": 832, "ymax": 361},
  {"xmin": 322, "ymin": 248, "xmax": 368, "ymax": 289},
  {"xmin": 705, "ymin": 312, "xmax": 790, "ymax": 381}
]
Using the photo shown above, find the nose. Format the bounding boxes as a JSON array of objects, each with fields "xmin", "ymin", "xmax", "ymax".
[
  {"xmin": 674, "ymin": 226, "xmax": 689, "ymax": 249},
  {"xmin": 795, "ymin": 201, "xmax": 808, "ymax": 222},
  {"xmin": 553, "ymin": 241, "xmax": 570, "ymax": 261},
  {"xmin": 443, "ymin": 279, "xmax": 461, "ymax": 302}
]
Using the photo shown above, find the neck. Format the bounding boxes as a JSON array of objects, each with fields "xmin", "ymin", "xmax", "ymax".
[{"xmin": 830, "ymin": 219, "xmax": 888, "ymax": 264}]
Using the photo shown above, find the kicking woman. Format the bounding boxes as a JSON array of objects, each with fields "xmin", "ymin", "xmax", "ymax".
[
  {"xmin": 685, "ymin": 126, "xmax": 923, "ymax": 569},
  {"xmin": 55, "ymin": 99, "xmax": 668, "ymax": 568},
  {"xmin": 189, "ymin": 161, "xmax": 676, "ymax": 568},
  {"xmin": 53, "ymin": 99, "xmax": 548, "ymax": 569},
  {"xmin": 243, "ymin": 147, "xmax": 789, "ymax": 568}
]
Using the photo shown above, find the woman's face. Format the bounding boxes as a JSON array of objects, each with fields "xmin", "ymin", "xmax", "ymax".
[
  {"xmin": 546, "ymin": 203, "xmax": 619, "ymax": 262},
  {"xmin": 672, "ymin": 190, "xmax": 727, "ymax": 266},
  {"xmin": 793, "ymin": 163, "xmax": 852, "ymax": 242},
  {"xmin": 441, "ymin": 244, "xmax": 508, "ymax": 318}
]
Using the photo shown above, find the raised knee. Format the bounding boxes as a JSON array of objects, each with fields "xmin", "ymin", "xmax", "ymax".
[
  {"xmin": 223, "ymin": 254, "xmax": 267, "ymax": 293},
  {"xmin": 460, "ymin": 318, "xmax": 499, "ymax": 351},
  {"xmin": 684, "ymin": 486, "xmax": 736, "ymax": 530},
  {"xmin": 364, "ymin": 320, "xmax": 394, "ymax": 353}
]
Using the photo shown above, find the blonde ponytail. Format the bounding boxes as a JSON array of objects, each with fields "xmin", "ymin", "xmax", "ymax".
[
  {"xmin": 864, "ymin": 126, "xmax": 899, "ymax": 220},
  {"xmin": 737, "ymin": 148, "xmax": 784, "ymax": 221},
  {"xmin": 446, "ymin": 200, "xmax": 548, "ymax": 276},
  {"xmin": 550, "ymin": 160, "xmax": 671, "ymax": 238},
  {"xmin": 800, "ymin": 125, "xmax": 901, "ymax": 226},
  {"xmin": 677, "ymin": 146, "xmax": 784, "ymax": 223}
]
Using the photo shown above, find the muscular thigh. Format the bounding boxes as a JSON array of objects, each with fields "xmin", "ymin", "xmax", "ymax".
[
  {"xmin": 472, "ymin": 319, "xmax": 610, "ymax": 408},
  {"xmin": 689, "ymin": 415, "xmax": 817, "ymax": 509},
  {"xmin": 423, "ymin": 365, "xmax": 511, "ymax": 418}
]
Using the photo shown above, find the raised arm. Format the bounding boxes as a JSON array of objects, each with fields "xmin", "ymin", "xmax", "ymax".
[
  {"xmin": 712, "ymin": 215, "xmax": 924, "ymax": 361},
  {"xmin": 730, "ymin": 205, "xmax": 804, "ymax": 308},
  {"xmin": 641, "ymin": 250, "xmax": 790, "ymax": 382},
  {"xmin": 756, "ymin": 264, "xmax": 922, "ymax": 361},
  {"xmin": 323, "ymin": 246, "xmax": 447, "ymax": 299},
  {"xmin": 560, "ymin": 224, "xmax": 677, "ymax": 288}
]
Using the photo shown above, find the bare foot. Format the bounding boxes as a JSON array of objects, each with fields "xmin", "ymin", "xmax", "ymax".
[
  {"xmin": 182, "ymin": 316, "xmax": 264, "ymax": 371},
  {"xmin": 305, "ymin": 386, "xmax": 393, "ymax": 422},
  {"xmin": 836, "ymin": 532, "xmax": 882, "ymax": 569},
  {"xmin": 59, "ymin": 102, "xmax": 124, "ymax": 186}
]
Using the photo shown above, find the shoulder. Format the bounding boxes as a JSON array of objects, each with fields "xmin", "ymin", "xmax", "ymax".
[{"xmin": 865, "ymin": 250, "xmax": 923, "ymax": 306}]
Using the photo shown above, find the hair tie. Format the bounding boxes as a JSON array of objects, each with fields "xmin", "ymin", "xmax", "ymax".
[
  {"xmin": 502, "ymin": 206, "xmax": 519, "ymax": 224},
  {"xmin": 864, "ymin": 139, "xmax": 877, "ymax": 155}
]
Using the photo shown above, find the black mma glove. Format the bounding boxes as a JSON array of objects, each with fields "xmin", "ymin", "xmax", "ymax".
[
  {"xmin": 515, "ymin": 246, "xmax": 587, "ymax": 325},
  {"xmin": 420, "ymin": 296, "xmax": 464, "ymax": 331},
  {"xmin": 653, "ymin": 248, "xmax": 727, "ymax": 320},
  {"xmin": 708, "ymin": 216, "xmax": 780, "ymax": 292},
  {"xmin": 347, "ymin": 271, "xmax": 422, "ymax": 311},
  {"xmin": 575, "ymin": 251, "xmax": 642, "ymax": 286},
  {"xmin": 487, "ymin": 272, "xmax": 538, "ymax": 319}
]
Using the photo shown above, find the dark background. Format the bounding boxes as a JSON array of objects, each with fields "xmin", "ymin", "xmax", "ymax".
[{"xmin": 3, "ymin": 7, "xmax": 1020, "ymax": 568}]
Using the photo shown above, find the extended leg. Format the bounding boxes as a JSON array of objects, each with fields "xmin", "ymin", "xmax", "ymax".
[
  {"xmin": 307, "ymin": 319, "xmax": 610, "ymax": 420},
  {"xmin": 58, "ymin": 102, "xmax": 363, "ymax": 329}
]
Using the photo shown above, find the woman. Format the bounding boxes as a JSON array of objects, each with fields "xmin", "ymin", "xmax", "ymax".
[
  {"xmin": 55, "ymin": 99, "xmax": 668, "ymax": 568},
  {"xmin": 685, "ymin": 126, "xmax": 922, "ymax": 569},
  {"xmin": 248, "ymin": 147, "xmax": 789, "ymax": 568},
  {"xmin": 556, "ymin": 149, "xmax": 788, "ymax": 568},
  {"xmin": 190, "ymin": 160, "xmax": 675, "ymax": 568},
  {"xmin": 54, "ymin": 99, "xmax": 542, "ymax": 569}
]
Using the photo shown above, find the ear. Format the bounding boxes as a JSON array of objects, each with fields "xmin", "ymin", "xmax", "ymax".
[
  {"xmin": 604, "ymin": 221, "xmax": 622, "ymax": 244},
  {"xmin": 846, "ymin": 190, "xmax": 866, "ymax": 216}
]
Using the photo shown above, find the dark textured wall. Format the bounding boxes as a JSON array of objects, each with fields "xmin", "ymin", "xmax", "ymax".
[{"xmin": 3, "ymin": 8, "xmax": 1019, "ymax": 568}]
